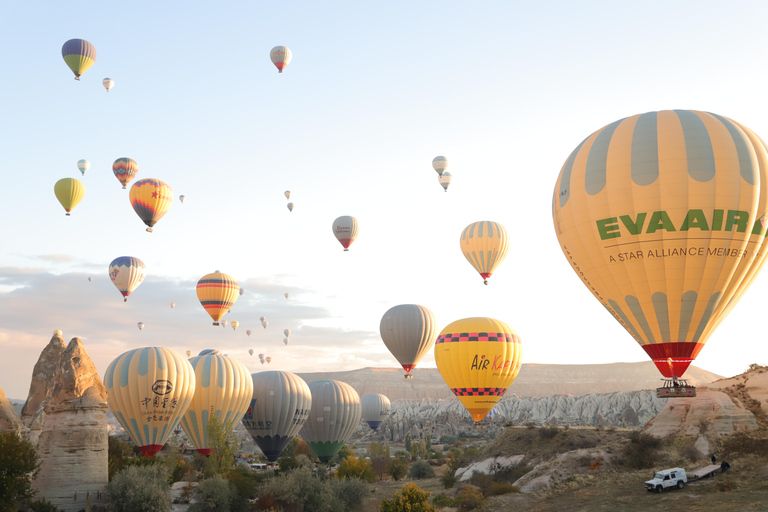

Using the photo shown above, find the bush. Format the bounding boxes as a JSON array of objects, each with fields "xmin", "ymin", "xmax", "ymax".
[
  {"xmin": 408, "ymin": 460, "xmax": 435, "ymax": 480},
  {"xmin": 0, "ymin": 431, "xmax": 40, "ymax": 510},
  {"xmin": 455, "ymin": 485, "xmax": 484, "ymax": 511},
  {"xmin": 27, "ymin": 498, "xmax": 60, "ymax": 512},
  {"xmin": 380, "ymin": 483, "xmax": 435, "ymax": 512},
  {"xmin": 105, "ymin": 465, "xmax": 172, "ymax": 512},
  {"xmin": 538, "ymin": 427, "xmax": 559, "ymax": 439},
  {"xmin": 492, "ymin": 463, "xmax": 532, "ymax": 483},
  {"xmin": 623, "ymin": 432, "xmax": 663, "ymax": 469},
  {"xmin": 487, "ymin": 482, "xmax": 519, "ymax": 495},
  {"xmin": 330, "ymin": 477, "xmax": 370, "ymax": 511},
  {"xmin": 389, "ymin": 458, "xmax": 410, "ymax": 481},
  {"xmin": 337, "ymin": 455, "xmax": 375, "ymax": 482},
  {"xmin": 440, "ymin": 471, "xmax": 457, "ymax": 489},
  {"xmin": 721, "ymin": 431, "xmax": 768, "ymax": 458},
  {"xmin": 431, "ymin": 493, "xmax": 455, "ymax": 508},
  {"xmin": 190, "ymin": 475, "xmax": 234, "ymax": 512},
  {"xmin": 259, "ymin": 466, "xmax": 341, "ymax": 512},
  {"xmin": 227, "ymin": 466, "xmax": 263, "ymax": 512}
]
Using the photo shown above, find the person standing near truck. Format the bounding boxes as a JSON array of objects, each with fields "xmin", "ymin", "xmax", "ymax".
[{"xmin": 711, "ymin": 454, "xmax": 716, "ymax": 465}]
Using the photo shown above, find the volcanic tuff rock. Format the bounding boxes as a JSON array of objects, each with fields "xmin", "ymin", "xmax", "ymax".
[
  {"xmin": 0, "ymin": 385, "xmax": 22, "ymax": 433},
  {"xmin": 32, "ymin": 337, "xmax": 109, "ymax": 512},
  {"xmin": 21, "ymin": 330, "xmax": 66, "ymax": 443}
]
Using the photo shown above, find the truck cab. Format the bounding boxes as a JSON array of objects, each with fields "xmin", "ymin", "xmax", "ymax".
[{"xmin": 645, "ymin": 468, "xmax": 687, "ymax": 493}]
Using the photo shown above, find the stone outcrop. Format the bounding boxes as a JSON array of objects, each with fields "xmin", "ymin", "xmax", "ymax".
[
  {"xmin": 0, "ymin": 385, "xmax": 22, "ymax": 433},
  {"xmin": 32, "ymin": 337, "xmax": 109, "ymax": 512},
  {"xmin": 21, "ymin": 330, "xmax": 66, "ymax": 443}
]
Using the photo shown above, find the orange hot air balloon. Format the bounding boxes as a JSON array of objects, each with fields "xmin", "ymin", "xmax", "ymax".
[
  {"xmin": 434, "ymin": 317, "xmax": 522, "ymax": 422},
  {"xmin": 129, "ymin": 179, "xmax": 173, "ymax": 232},
  {"xmin": 196, "ymin": 271, "xmax": 239, "ymax": 326}
]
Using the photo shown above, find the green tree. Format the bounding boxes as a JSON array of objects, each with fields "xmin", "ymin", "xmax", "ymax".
[
  {"xmin": 379, "ymin": 482, "xmax": 435, "ymax": 512},
  {"xmin": 105, "ymin": 465, "xmax": 172, "ymax": 512},
  {"xmin": 425, "ymin": 437, "xmax": 431, "ymax": 453},
  {"xmin": 282, "ymin": 437, "xmax": 300, "ymax": 458},
  {"xmin": 388, "ymin": 458, "xmax": 409, "ymax": 481},
  {"xmin": 367, "ymin": 441, "xmax": 386, "ymax": 459},
  {"xmin": 386, "ymin": 443, "xmax": 391, "ymax": 459},
  {"xmin": 336, "ymin": 455, "xmax": 375, "ymax": 483},
  {"xmin": 334, "ymin": 444, "xmax": 354, "ymax": 463},
  {"xmin": 329, "ymin": 477, "xmax": 370, "ymax": 511},
  {"xmin": 0, "ymin": 431, "xmax": 40, "ymax": 510},
  {"xmin": 408, "ymin": 460, "xmax": 435, "ymax": 480},
  {"xmin": 206, "ymin": 414, "xmax": 237, "ymax": 477},
  {"xmin": 367, "ymin": 442, "xmax": 389, "ymax": 481},
  {"xmin": 405, "ymin": 433, "xmax": 411, "ymax": 454},
  {"xmin": 190, "ymin": 475, "xmax": 234, "ymax": 512},
  {"xmin": 293, "ymin": 439, "xmax": 318, "ymax": 461},
  {"xmin": 261, "ymin": 466, "xmax": 341, "ymax": 511}
]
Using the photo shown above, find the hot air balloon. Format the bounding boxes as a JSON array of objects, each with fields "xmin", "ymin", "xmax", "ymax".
[
  {"xmin": 259, "ymin": 316, "xmax": 266, "ymax": 323},
  {"xmin": 380, "ymin": 304, "xmax": 438, "ymax": 378},
  {"xmin": 246, "ymin": 329, "xmax": 252, "ymax": 336},
  {"xmin": 248, "ymin": 349, "xmax": 254, "ymax": 356},
  {"xmin": 300, "ymin": 380, "xmax": 361, "ymax": 463},
  {"xmin": 231, "ymin": 321, "xmax": 239, "ymax": 331},
  {"xmin": 171, "ymin": 302, "xmax": 175, "ymax": 308},
  {"xmin": 243, "ymin": 371, "xmax": 311, "ymax": 461},
  {"xmin": 262, "ymin": 321, "xmax": 268, "ymax": 329},
  {"xmin": 283, "ymin": 329, "xmax": 291, "ymax": 337},
  {"xmin": 108, "ymin": 256, "xmax": 146, "ymax": 302},
  {"xmin": 434, "ymin": 317, "xmax": 522, "ymax": 422},
  {"xmin": 77, "ymin": 159, "xmax": 90, "ymax": 175},
  {"xmin": 196, "ymin": 271, "xmax": 239, "ymax": 326},
  {"xmin": 432, "ymin": 156, "xmax": 448, "ymax": 176},
  {"xmin": 102, "ymin": 77, "xmax": 114, "ymax": 92},
  {"xmin": 103, "ymin": 347, "xmax": 195, "ymax": 457},
  {"xmin": 199, "ymin": 349, "xmax": 221, "ymax": 356},
  {"xmin": 287, "ymin": 203, "xmax": 294, "ymax": 212},
  {"xmin": 270, "ymin": 46, "xmax": 292, "ymax": 73},
  {"xmin": 439, "ymin": 172, "xmax": 452, "ymax": 192},
  {"xmin": 179, "ymin": 195, "xmax": 185, "ymax": 203},
  {"xmin": 332, "ymin": 216, "xmax": 360, "ymax": 251},
  {"xmin": 112, "ymin": 158, "xmax": 138, "ymax": 189},
  {"xmin": 54, "ymin": 178, "xmax": 85, "ymax": 216},
  {"xmin": 265, "ymin": 356, "xmax": 272, "ymax": 365},
  {"xmin": 61, "ymin": 39, "xmax": 96, "ymax": 80},
  {"xmin": 240, "ymin": 288, "xmax": 244, "ymax": 296},
  {"xmin": 284, "ymin": 293, "xmax": 289, "ymax": 299},
  {"xmin": 179, "ymin": 353, "xmax": 253, "ymax": 455},
  {"xmin": 552, "ymin": 110, "xmax": 768, "ymax": 382},
  {"xmin": 283, "ymin": 338, "xmax": 289, "ymax": 346},
  {"xmin": 284, "ymin": 191, "xmax": 291, "ymax": 199},
  {"xmin": 460, "ymin": 221, "xmax": 510, "ymax": 285},
  {"xmin": 88, "ymin": 277, "xmax": 93, "ymax": 282},
  {"xmin": 221, "ymin": 320, "xmax": 228, "ymax": 329},
  {"xmin": 361, "ymin": 394, "xmax": 391, "ymax": 431},
  {"xmin": 137, "ymin": 322, "xmax": 145, "ymax": 330},
  {"xmin": 186, "ymin": 350, "xmax": 192, "ymax": 357},
  {"xmin": 129, "ymin": 178, "xmax": 173, "ymax": 232},
  {"xmin": 258, "ymin": 353, "xmax": 265, "ymax": 360}
]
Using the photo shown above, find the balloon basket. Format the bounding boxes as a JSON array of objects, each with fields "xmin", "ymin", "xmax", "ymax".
[
  {"xmin": 124, "ymin": 298, "xmax": 127, "ymax": 303},
  {"xmin": 65, "ymin": 213, "xmax": 71, "ymax": 216},
  {"xmin": 146, "ymin": 228, "xmax": 153, "ymax": 232},
  {"xmin": 404, "ymin": 374, "xmax": 413, "ymax": 379},
  {"xmin": 656, "ymin": 378, "xmax": 696, "ymax": 398}
]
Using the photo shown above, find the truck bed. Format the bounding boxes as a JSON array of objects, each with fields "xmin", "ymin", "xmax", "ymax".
[{"xmin": 688, "ymin": 465, "xmax": 721, "ymax": 480}]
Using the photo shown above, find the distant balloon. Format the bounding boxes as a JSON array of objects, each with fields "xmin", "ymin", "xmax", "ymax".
[
  {"xmin": 179, "ymin": 195, "xmax": 185, "ymax": 203},
  {"xmin": 102, "ymin": 77, "xmax": 114, "ymax": 92},
  {"xmin": 137, "ymin": 322, "xmax": 144, "ymax": 330},
  {"xmin": 432, "ymin": 156, "xmax": 448, "ymax": 176},
  {"xmin": 332, "ymin": 216, "xmax": 360, "ymax": 251},
  {"xmin": 54, "ymin": 178, "xmax": 85, "ymax": 216},
  {"xmin": 231, "ymin": 320, "xmax": 239, "ymax": 331},
  {"xmin": 460, "ymin": 221, "xmax": 510, "ymax": 285},
  {"xmin": 284, "ymin": 293, "xmax": 289, "ymax": 299},
  {"xmin": 439, "ymin": 172, "xmax": 452, "ymax": 192},
  {"xmin": 258, "ymin": 353, "xmax": 265, "ymax": 360},
  {"xmin": 112, "ymin": 158, "xmax": 138, "ymax": 189},
  {"xmin": 246, "ymin": 329, "xmax": 252, "ymax": 337},
  {"xmin": 221, "ymin": 319, "xmax": 228, "ymax": 328},
  {"xmin": 108, "ymin": 256, "xmax": 146, "ymax": 302},
  {"xmin": 249, "ymin": 349, "xmax": 254, "ymax": 356},
  {"xmin": 77, "ymin": 159, "xmax": 90, "ymax": 175},
  {"xmin": 283, "ymin": 338, "xmax": 289, "ymax": 346},
  {"xmin": 186, "ymin": 350, "xmax": 192, "ymax": 357},
  {"xmin": 270, "ymin": 46, "xmax": 292, "ymax": 73},
  {"xmin": 259, "ymin": 316, "xmax": 266, "ymax": 323},
  {"xmin": 287, "ymin": 202, "xmax": 294, "ymax": 212},
  {"xmin": 129, "ymin": 179, "xmax": 173, "ymax": 232},
  {"xmin": 61, "ymin": 39, "xmax": 96, "ymax": 80},
  {"xmin": 262, "ymin": 321, "xmax": 268, "ymax": 329},
  {"xmin": 435, "ymin": 317, "xmax": 522, "ymax": 422},
  {"xmin": 179, "ymin": 354, "xmax": 252, "ymax": 455},
  {"xmin": 88, "ymin": 277, "xmax": 93, "ymax": 282},
  {"xmin": 380, "ymin": 304, "xmax": 438, "ymax": 378},
  {"xmin": 170, "ymin": 302, "xmax": 175, "ymax": 308},
  {"xmin": 199, "ymin": 349, "xmax": 221, "ymax": 356},
  {"xmin": 361, "ymin": 394, "xmax": 391, "ymax": 431},
  {"xmin": 283, "ymin": 329, "xmax": 291, "ymax": 337},
  {"xmin": 284, "ymin": 191, "xmax": 291, "ymax": 199},
  {"xmin": 196, "ymin": 271, "xmax": 239, "ymax": 326},
  {"xmin": 300, "ymin": 380, "xmax": 361, "ymax": 463},
  {"xmin": 265, "ymin": 356, "xmax": 272, "ymax": 364}
]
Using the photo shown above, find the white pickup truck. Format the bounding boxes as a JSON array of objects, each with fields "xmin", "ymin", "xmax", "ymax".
[{"xmin": 645, "ymin": 468, "xmax": 687, "ymax": 493}]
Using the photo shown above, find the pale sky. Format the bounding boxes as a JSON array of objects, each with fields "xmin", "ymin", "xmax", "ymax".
[{"xmin": 2, "ymin": 1, "xmax": 768, "ymax": 399}]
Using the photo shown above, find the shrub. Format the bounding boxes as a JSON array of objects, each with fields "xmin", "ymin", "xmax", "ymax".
[
  {"xmin": 440, "ymin": 471, "xmax": 457, "ymax": 489},
  {"xmin": 721, "ymin": 431, "xmax": 768, "ymax": 458},
  {"xmin": 431, "ymin": 493, "xmax": 455, "ymax": 507},
  {"xmin": 408, "ymin": 460, "xmax": 435, "ymax": 480},
  {"xmin": 190, "ymin": 475, "xmax": 234, "ymax": 512},
  {"xmin": 227, "ymin": 466, "xmax": 263, "ymax": 512},
  {"xmin": 330, "ymin": 477, "xmax": 370, "ymax": 511},
  {"xmin": 27, "ymin": 498, "xmax": 60, "ymax": 512},
  {"xmin": 389, "ymin": 458, "xmax": 410, "ymax": 481},
  {"xmin": 623, "ymin": 432, "xmax": 663, "ymax": 469},
  {"xmin": 467, "ymin": 472, "xmax": 493, "ymax": 493},
  {"xmin": 380, "ymin": 483, "xmax": 435, "ymax": 512},
  {"xmin": 337, "ymin": 455, "xmax": 375, "ymax": 483},
  {"xmin": 492, "ymin": 463, "xmax": 532, "ymax": 483},
  {"xmin": 455, "ymin": 485, "xmax": 484, "ymax": 511},
  {"xmin": 538, "ymin": 427, "xmax": 559, "ymax": 439},
  {"xmin": 487, "ymin": 482, "xmax": 519, "ymax": 495},
  {"xmin": 105, "ymin": 465, "xmax": 172, "ymax": 512},
  {"xmin": 259, "ymin": 466, "xmax": 340, "ymax": 512},
  {"xmin": 0, "ymin": 431, "xmax": 40, "ymax": 510}
]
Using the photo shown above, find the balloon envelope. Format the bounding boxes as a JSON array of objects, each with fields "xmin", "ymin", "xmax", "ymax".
[
  {"xmin": 435, "ymin": 317, "xmax": 522, "ymax": 422},
  {"xmin": 108, "ymin": 256, "xmax": 146, "ymax": 302},
  {"xmin": 246, "ymin": 330, "xmax": 252, "ymax": 336},
  {"xmin": 179, "ymin": 195, "xmax": 185, "ymax": 203},
  {"xmin": 270, "ymin": 46, "xmax": 292, "ymax": 73},
  {"xmin": 284, "ymin": 191, "xmax": 291, "ymax": 199},
  {"xmin": 186, "ymin": 350, "xmax": 192, "ymax": 357},
  {"xmin": 171, "ymin": 302, "xmax": 175, "ymax": 308},
  {"xmin": 231, "ymin": 320, "xmax": 239, "ymax": 331},
  {"xmin": 284, "ymin": 293, "xmax": 289, "ymax": 299},
  {"xmin": 265, "ymin": 357, "xmax": 272, "ymax": 364},
  {"xmin": 332, "ymin": 216, "xmax": 360, "ymax": 251},
  {"xmin": 102, "ymin": 77, "xmax": 114, "ymax": 91},
  {"xmin": 360, "ymin": 394, "xmax": 391, "ymax": 431},
  {"xmin": 287, "ymin": 202, "xmax": 294, "ymax": 212},
  {"xmin": 439, "ymin": 172, "xmax": 452, "ymax": 192},
  {"xmin": 179, "ymin": 354, "xmax": 253, "ymax": 454},
  {"xmin": 299, "ymin": 380, "xmax": 361, "ymax": 462},
  {"xmin": 196, "ymin": 271, "xmax": 239, "ymax": 325},
  {"xmin": 61, "ymin": 39, "xmax": 96, "ymax": 80},
  {"xmin": 432, "ymin": 156, "xmax": 448, "ymax": 176},
  {"xmin": 129, "ymin": 178, "xmax": 173, "ymax": 232},
  {"xmin": 54, "ymin": 178, "xmax": 85, "ymax": 216},
  {"xmin": 283, "ymin": 338, "xmax": 289, "ymax": 346},
  {"xmin": 103, "ymin": 347, "xmax": 195, "ymax": 457},
  {"xmin": 112, "ymin": 158, "xmax": 138, "ymax": 189},
  {"xmin": 221, "ymin": 320, "xmax": 228, "ymax": 328},
  {"xmin": 380, "ymin": 304, "xmax": 438, "ymax": 376},
  {"xmin": 243, "ymin": 371, "xmax": 311, "ymax": 461},
  {"xmin": 137, "ymin": 322, "xmax": 145, "ymax": 330},
  {"xmin": 283, "ymin": 329, "xmax": 290, "ymax": 337},
  {"xmin": 77, "ymin": 159, "xmax": 90, "ymax": 175},
  {"xmin": 552, "ymin": 110, "xmax": 768, "ymax": 378},
  {"xmin": 248, "ymin": 349, "xmax": 254, "ymax": 356},
  {"xmin": 460, "ymin": 221, "xmax": 510, "ymax": 284}
]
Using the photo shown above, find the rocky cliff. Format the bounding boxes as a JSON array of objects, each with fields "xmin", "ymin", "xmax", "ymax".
[
  {"xmin": 21, "ymin": 330, "xmax": 66, "ymax": 444},
  {"xmin": 0, "ymin": 385, "xmax": 22, "ymax": 433}
]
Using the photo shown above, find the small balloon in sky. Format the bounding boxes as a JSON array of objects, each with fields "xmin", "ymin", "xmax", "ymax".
[
  {"xmin": 283, "ymin": 337, "xmax": 289, "ymax": 346},
  {"xmin": 137, "ymin": 322, "xmax": 144, "ymax": 331},
  {"xmin": 284, "ymin": 293, "xmax": 289, "ymax": 299},
  {"xmin": 170, "ymin": 302, "xmax": 175, "ymax": 308},
  {"xmin": 88, "ymin": 277, "xmax": 93, "ymax": 282},
  {"xmin": 287, "ymin": 202, "xmax": 294, "ymax": 212},
  {"xmin": 265, "ymin": 356, "xmax": 272, "ymax": 364},
  {"xmin": 246, "ymin": 329, "xmax": 252, "ymax": 337},
  {"xmin": 439, "ymin": 172, "xmax": 452, "ymax": 192},
  {"xmin": 108, "ymin": 256, "xmax": 146, "ymax": 302},
  {"xmin": 113, "ymin": 158, "xmax": 138, "ymax": 189},
  {"xmin": 259, "ymin": 316, "xmax": 266, "ymax": 323},
  {"xmin": 61, "ymin": 39, "xmax": 96, "ymax": 80},
  {"xmin": 231, "ymin": 320, "xmax": 239, "ymax": 331},
  {"xmin": 249, "ymin": 349, "xmax": 254, "ymax": 356},
  {"xmin": 179, "ymin": 195, "xmax": 185, "ymax": 203},
  {"xmin": 54, "ymin": 178, "xmax": 85, "ymax": 216},
  {"xmin": 332, "ymin": 216, "xmax": 360, "ymax": 251},
  {"xmin": 460, "ymin": 221, "xmax": 510, "ymax": 285},
  {"xmin": 283, "ymin": 329, "xmax": 291, "ymax": 337},
  {"xmin": 221, "ymin": 319, "xmax": 228, "ymax": 328},
  {"xmin": 186, "ymin": 350, "xmax": 192, "ymax": 357},
  {"xmin": 239, "ymin": 288, "xmax": 244, "ymax": 296},
  {"xmin": 77, "ymin": 159, "xmax": 90, "ymax": 175},
  {"xmin": 284, "ymin": 191, "xmax": 291, "ymax": 199},
  {"xmin": 262, "ymin": 321, "xmax": 268, "ymax": 329},
  {"xmin": 270, "ymin": 46, "xmax": 292, "ymax": 73},
  {"xmin": 432, "ymin": 156, "xmax": 448, "ymax": 176},
  {"xmin": 102, "ymin": 78, "xmax": 114, "ymax": 92}
]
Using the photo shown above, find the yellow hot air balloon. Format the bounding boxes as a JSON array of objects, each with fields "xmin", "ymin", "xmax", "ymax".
[
  {"xmin": 103, "ymin": 347, "xmax": 196, "ymax": 457},
  {"xmin": 196, "ymin": 271, "xmax": 239, "ymax": 325},
  {"xmin": 179, "ymin": 353, "xmax": 253, "ymax": 455},
  {"xmin": 231, "ymin": 320, "xmax": 239, "ymax": 331},
  {"xmin": 129, "ymin": 179, "xmax": 173, "ymax": 232},
  {"xmin": 434, "ymin": 317, "xmax": 522, "ymax": 422},
  {"xmin": 460, "ymin": 221, "xmax": 510, "ymax": 284},
  {"xmin": 186, "ymin": 350, "xmax": 192, "ymax": 357},
  {"xmin": 54, "ymin": 178, "xmax": 85, "ymax": 216},
  {"xmin": 380, "ymin": 304, "xmax": 438, "ymax": 378},
  {"xmin": 552, "ymin": 110, "xmax": 768, "ymax": 379}
]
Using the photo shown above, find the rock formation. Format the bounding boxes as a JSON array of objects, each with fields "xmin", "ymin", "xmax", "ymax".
[
  {"xmin": 32, "ymin": 337, "xmax": 109, "ymax": 512},
  {"xmin": 21, "ymin": 330, "xmax": 66, "ymax": 443},
  {"xmin": 0, "ymin": 385, "xmax": 22, "ymax": 433}
]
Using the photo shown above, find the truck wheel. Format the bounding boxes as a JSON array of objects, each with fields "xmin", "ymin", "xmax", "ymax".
[
  {"xmin": 677, "ymin": 481, "xmax": 684, "ymax": 489},
  {"xmin": 657, "ymin": 486, "xmax": 663, "ymax": 493}
]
